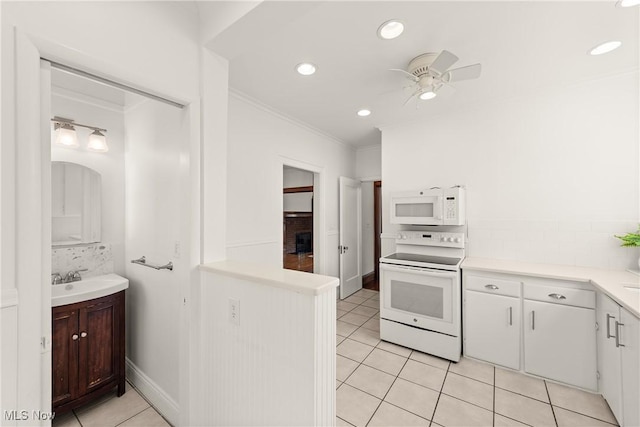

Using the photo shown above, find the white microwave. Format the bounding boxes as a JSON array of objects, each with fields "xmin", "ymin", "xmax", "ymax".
[{"xmin": 390, "ymin": 187, "xmax": 466, "ymax": 226}]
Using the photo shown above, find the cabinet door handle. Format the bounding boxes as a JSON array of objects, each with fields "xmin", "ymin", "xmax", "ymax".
[
  {"xmin": 508, "ymin": 307, "xmax": 513, "ymax": 326},
  {"xmin": 485, "ymin": 284, "xmax": 499, "ymax": 290},
  {"xmin": 548, "ymin": 293, "xmax": 566, "ymax": 300},
  {"xmin": 531, "ymin": 311, "xmax": 535, "ymax": 330},
  {"xmin": 615, "ymin": 322, "xmax": 625, "ymax": 348},
  {"xmin": 81, "ymin": 332, "xmax": 87, "ymax": 338},
  {"xmin": 72, "ymin": 334, "xmax": 79, "ymax": 341},
  {"xmin": 606, "ymin": 313, "xmax": 616, "ymax": 339}
]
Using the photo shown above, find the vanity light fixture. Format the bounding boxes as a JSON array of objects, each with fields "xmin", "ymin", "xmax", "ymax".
[
  {"xmin": 617, "ymin": 0, "xmax": 640, "ymax": 7},
  {"xmin": 357, "ymin": 109, "xmax": 371, "ymax": 117},
  {"xmin": 589, "ymin": 40, "xmax": 622, "ymax": 56},
  {"xmin": 378, "ymin": 20, "xmax": 405, "ymax": 40},
  {"xmin": 296, "ymin": 63, "xmax": 317, "ymax": 76},
  {"xmin": 52, "ymin": 116, "xmax": 108, "ymax": 152}
]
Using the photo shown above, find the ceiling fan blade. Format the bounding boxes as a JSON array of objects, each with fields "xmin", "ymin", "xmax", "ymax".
[
  {"xmin": 390, "ymin": 68, "xmax": 419, "ymax": 82},
  {"xmin": 429, "ymin": 50, "xmax": 459, "ymax": 75},
  {"xmin": 445, "ymin": 63, "xmax": 482, "ymax": 82},
  {"xmin": 403, "ymin": 88, "xmax": 422, "ymax": 106}
]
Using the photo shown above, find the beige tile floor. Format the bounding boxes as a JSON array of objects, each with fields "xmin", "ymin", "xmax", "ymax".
[
  {"xmin": 52, "ymin": 382, "xmax": 170, "ymax": 427},
  {"xmin": 337, "ymin": 289, "xmax": 618, "ymax": 427}
]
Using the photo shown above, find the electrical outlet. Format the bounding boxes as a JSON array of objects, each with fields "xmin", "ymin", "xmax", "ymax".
[{"xmin": 228, "ymin": 298, "xmax": 240, "ymax": 325}]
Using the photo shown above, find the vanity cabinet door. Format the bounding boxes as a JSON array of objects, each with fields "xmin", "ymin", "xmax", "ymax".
[
  {"xmin": 77, "ymin": 292, "xmax": 124, "ymax": 396},
  {"xmin": 620, "ymin": 308, "xmax": 640, "ymax": 427},
  {"xmin": 52, "ymin": 306, "xmax": 79, "ymax": 406}
]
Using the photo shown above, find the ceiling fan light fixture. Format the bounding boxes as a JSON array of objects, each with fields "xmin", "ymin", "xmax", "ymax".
[
  {"xmin": 378, "ymin": 20, "xmax": 404, "ymax": 40},
  {"xmin": 296, "ymin": 62, "xmax": 317, "ymax": 76},
  {"xmin": 617, "ymin": 0, "xmax": 640, "ymax": 7},
  {"xmin": 589, "ymin": 40, "xmax": 622, "ymax": 56},
  {"xmin": 419, "ymin": 91, "xmax": 437, "ymax": 100},
  {"xmin": 357, "ymin": 109, "xmax": 371, "ymax": 117}
]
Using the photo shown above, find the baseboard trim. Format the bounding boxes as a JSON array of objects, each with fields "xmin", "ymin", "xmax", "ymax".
[
  {"xmin": 362, "ymin": 272, "xmax": 375, "ymax": 286},
  {"xmin": 125, "ymin": 357, "xmax": 179, "ymax": 426}
]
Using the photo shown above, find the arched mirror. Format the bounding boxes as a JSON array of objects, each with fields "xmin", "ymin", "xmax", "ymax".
[{"xmin": 51, "ymin": 162, "xmax": 101, "ymax": 245}]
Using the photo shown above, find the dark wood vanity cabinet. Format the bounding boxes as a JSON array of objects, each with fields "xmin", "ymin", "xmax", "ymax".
[{"xmin": 52, "ymin": 291, "xmax": 125, "ymax": 414}]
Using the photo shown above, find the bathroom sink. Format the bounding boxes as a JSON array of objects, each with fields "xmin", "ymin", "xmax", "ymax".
[{"xmin": 51, "ymin": 273, "xmax": 129, "ymax": 307}]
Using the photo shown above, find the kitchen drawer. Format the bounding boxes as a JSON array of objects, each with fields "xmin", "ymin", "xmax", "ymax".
[
  {"xmin": 465, "ymin": 275, "xmax": 521, "ymax": 297},
  {"xmin": 524, "ymin": 284, "xmax": 595, "ymax": 309}
]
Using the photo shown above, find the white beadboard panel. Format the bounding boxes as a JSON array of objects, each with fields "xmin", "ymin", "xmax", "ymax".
[{"xmin": 198, "ymin": 270, "xmax": 336, "ymax": 426}]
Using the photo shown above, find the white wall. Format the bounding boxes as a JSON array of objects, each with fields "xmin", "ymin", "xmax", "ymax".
[
  {"xmin": 50, "ymin": 91, "xmax": 126, "ymax": 275},
  {"xmin": 356, "ymin": 144, "xmax": 381, "ymax": 181},
  {"xmin": 381, "ymin": 71, "xmax": 639, "ymax": 269},
  {"xmin": 226, "ymin": 93, "xmax": 355, "ymax": 277},
  {"xmin": 123, "ymin": 99, "xmax": 188, "ymax": 425}
]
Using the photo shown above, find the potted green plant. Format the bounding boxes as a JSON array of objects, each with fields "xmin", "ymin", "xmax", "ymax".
[{"xmin": 615, "ymin": 225, "xmax": 640, "ymax": 269}]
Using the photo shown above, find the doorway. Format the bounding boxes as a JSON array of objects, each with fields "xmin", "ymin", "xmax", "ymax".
[
  {"xmin": 362, "ymin": 180, "xmax": 381, "ymax": 291},
  {"xmin": 283, "ymin": 166, "xmax": 315, "ymax": 272}
]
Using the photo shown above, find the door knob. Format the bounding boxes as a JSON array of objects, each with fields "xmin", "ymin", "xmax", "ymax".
[
  {"xmin": 72, "ymin": 334, "xmax": 79, "ymax": 341},
  {"xmin": 81, "ymin": 332, "xmax": 87, "ymax": 338}
]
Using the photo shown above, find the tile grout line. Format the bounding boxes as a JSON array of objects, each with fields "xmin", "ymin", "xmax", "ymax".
[
  {"xmin": 493, "ymin": 366, "xmax": 496, "ymax": 427},
  {"xmin": 544, "ymin": 380, "xmax": 559, "ymax": 427},
  {"xmin": 363, "ymin": 349, "xmax": 413, "ymax": 427},
  {"xmin": 428, "ymin": 357, "xmax": 451, "ymax": 426}
]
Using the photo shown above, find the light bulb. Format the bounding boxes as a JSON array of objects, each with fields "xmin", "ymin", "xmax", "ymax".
[
  {"xmin": 296, "ymin": 63, "xmax": 317, "ymax": 76},
  {"xmin": 419, "ymin": 91, "xmax": 437, "ymax": 100},
  {"xmin": 589, "ymin": 41, "xmax": 622, "ymax": 56},
  {"xmin": 55, "ymin": 124, "xmax": 79, "ymax": 147},
  {"xmin": 357, "ymin": 109, "xmax": 371, "ymax": 117},
  {"xmin": 87, "ymin": 130, "xmax": 108, "ymax": 152},
  {"xmin": 378, "ymin": 20, "xmax": 404, "ymax": 40}
]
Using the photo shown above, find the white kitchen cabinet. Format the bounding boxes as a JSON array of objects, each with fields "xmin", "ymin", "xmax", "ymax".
[
  {"xmin": 620, "ymin": 307, "xmax": 640, "ymax": 427},
  {"xmin": 465, "ymin": 290, "xmax": 520, "ymax": 370},
  {"xmin": 597, "ymin": 293, "xmax": 624, "ymax": 423},
  {"xmin": 524, "ymin": 299, "xmax": 597, "ymax": 390}
]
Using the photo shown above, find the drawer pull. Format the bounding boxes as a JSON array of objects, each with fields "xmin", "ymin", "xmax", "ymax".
[
  {"xmin": 615, "ymin": 322, "xmax": 625, "ymax": 348},
  {"xmin": 606, "ymin": 313, "xmax": 616, "ymax": 339},
  {"xmin": 548, "ymin": 293, "xmax": 566, "ymax": 300},
  {"xmin": 485, "ymin": 284, "xmax": 499, "ymax": 290},
  {"xmin": 508, "ymin": 307, "xmax": 513, "ymax": 326}
]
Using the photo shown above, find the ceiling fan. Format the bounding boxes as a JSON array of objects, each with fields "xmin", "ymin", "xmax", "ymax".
[{"xmin": 391, "ymin": 50, "xmax": 482, "ymax": 105}]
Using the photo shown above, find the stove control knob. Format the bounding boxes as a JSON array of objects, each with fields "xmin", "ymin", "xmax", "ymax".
[
  {"xmin": 447, "ymin": 237, "xmax": 453, "ymax": 242},
  {"xmin": 402, "ymin": 235, "xmax": 408, "ymax": 240},
  {"xmin": 454, "ymin": 237, "xmax": 462, "ymax": 243},
  {"xmin": 397, "ymin": 234, "xmax": 403, "ymax": 239},
  {"xmin": 440, "ymin": 237, "xmax": 446, "ymax": 242}
]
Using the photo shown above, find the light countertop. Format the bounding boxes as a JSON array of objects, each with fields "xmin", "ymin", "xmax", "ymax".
[
  {"xmin": 200, "ymin": 260, "xmax": 339, "ymax": 296},
  {"xmin": 462, "ymin": 257, "xmax": 640, "ymax": 318}
]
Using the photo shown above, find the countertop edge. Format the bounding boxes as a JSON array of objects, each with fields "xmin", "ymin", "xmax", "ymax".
[
  {"xmin": 200, "ymin": 260, "xmax": 339, "ymax": 296},
  {"xmin": 462, "ymin": 257, "xmax": 640, "ymax": 318}
]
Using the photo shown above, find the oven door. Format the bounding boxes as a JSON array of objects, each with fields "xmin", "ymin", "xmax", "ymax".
[
  {"xmin": 380, "ymin": 263, "xmax": 459, "ymax": 336},
  {"xmin": 390, "ymin": 191, "xmax": 443, "ymax": 225}
]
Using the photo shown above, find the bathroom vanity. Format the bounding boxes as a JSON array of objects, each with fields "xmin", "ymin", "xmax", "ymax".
[{"xmin": 51, "ymin": 289, "xmax": 125, "ymax": 414}]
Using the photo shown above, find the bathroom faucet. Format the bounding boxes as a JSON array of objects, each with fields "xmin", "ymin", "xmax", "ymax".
[
  {"xmin": 51, "ymin": 273, "xmax": 63, "ymax": 285},
  {"xmin": 64, "ymin": 270, "xmax": 84, "ymax": 283}
]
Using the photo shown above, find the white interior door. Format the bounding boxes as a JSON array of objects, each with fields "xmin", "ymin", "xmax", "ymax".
[{"xmin": 339, "ymin": 177, "xmax": 362, "ymax": 299}]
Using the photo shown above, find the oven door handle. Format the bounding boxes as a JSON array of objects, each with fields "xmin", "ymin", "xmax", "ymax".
[{"xmin": 381, "ymin": 263, "xmax": 457, "ymax": 277}]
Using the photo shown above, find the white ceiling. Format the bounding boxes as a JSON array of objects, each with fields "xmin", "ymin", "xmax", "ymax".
[{"xmin": 208, "ymin": 1, "xmax": 639, "ymax": 147}]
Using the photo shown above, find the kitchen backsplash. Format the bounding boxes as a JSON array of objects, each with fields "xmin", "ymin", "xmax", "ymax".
[
  {"xmin": 52, "ymin": 243, "xmax": 114, "ymax": 280},
  {"xmin": 466, "ymin": 219, "xmax": 639, "ymax": 270}
]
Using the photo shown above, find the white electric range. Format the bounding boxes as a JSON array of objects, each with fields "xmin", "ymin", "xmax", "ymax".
[{"xmin": 379, "ymin": 231, "xmax": 465, "ymax": 362}]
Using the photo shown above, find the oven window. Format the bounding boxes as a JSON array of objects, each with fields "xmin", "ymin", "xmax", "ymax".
[
  {"xmin": 390, "ymin": 280, "xmax": 444, "ymax": 319},
  {"xmin": 396, "ymin": 203, "xmax": 433, "ymax": 218}
]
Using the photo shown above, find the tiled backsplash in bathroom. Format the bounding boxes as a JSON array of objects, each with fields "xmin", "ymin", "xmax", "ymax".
[
  {"xmin": 466, "ymin": 219, "xmax": 639, "ymax": 270},
  {"xmin": 52, "ymin": 243, "xmax": 114, "ymax": 280}
]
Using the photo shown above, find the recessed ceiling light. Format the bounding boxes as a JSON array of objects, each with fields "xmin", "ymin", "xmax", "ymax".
[
  {"xmin": 296, "ymin": 63, "xmax": 317, "ymax": 76},
  {"xmin": 377, "ymin": 20, "xmax": 404, "ymax": 40},
  {"xmin": 617, "ymin": 0, "xmax": 640, "ymax": 7},
  {"xmin": 419, "ymin": 91, "xmax": 437, "ymax": 100},
  {"xmin": 589, "ymin": 40, "xmax": 622, "ymax": 56},
  {"xmin": 357, "ymin": 109, "xmax": 371, "ymax": 117}
]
